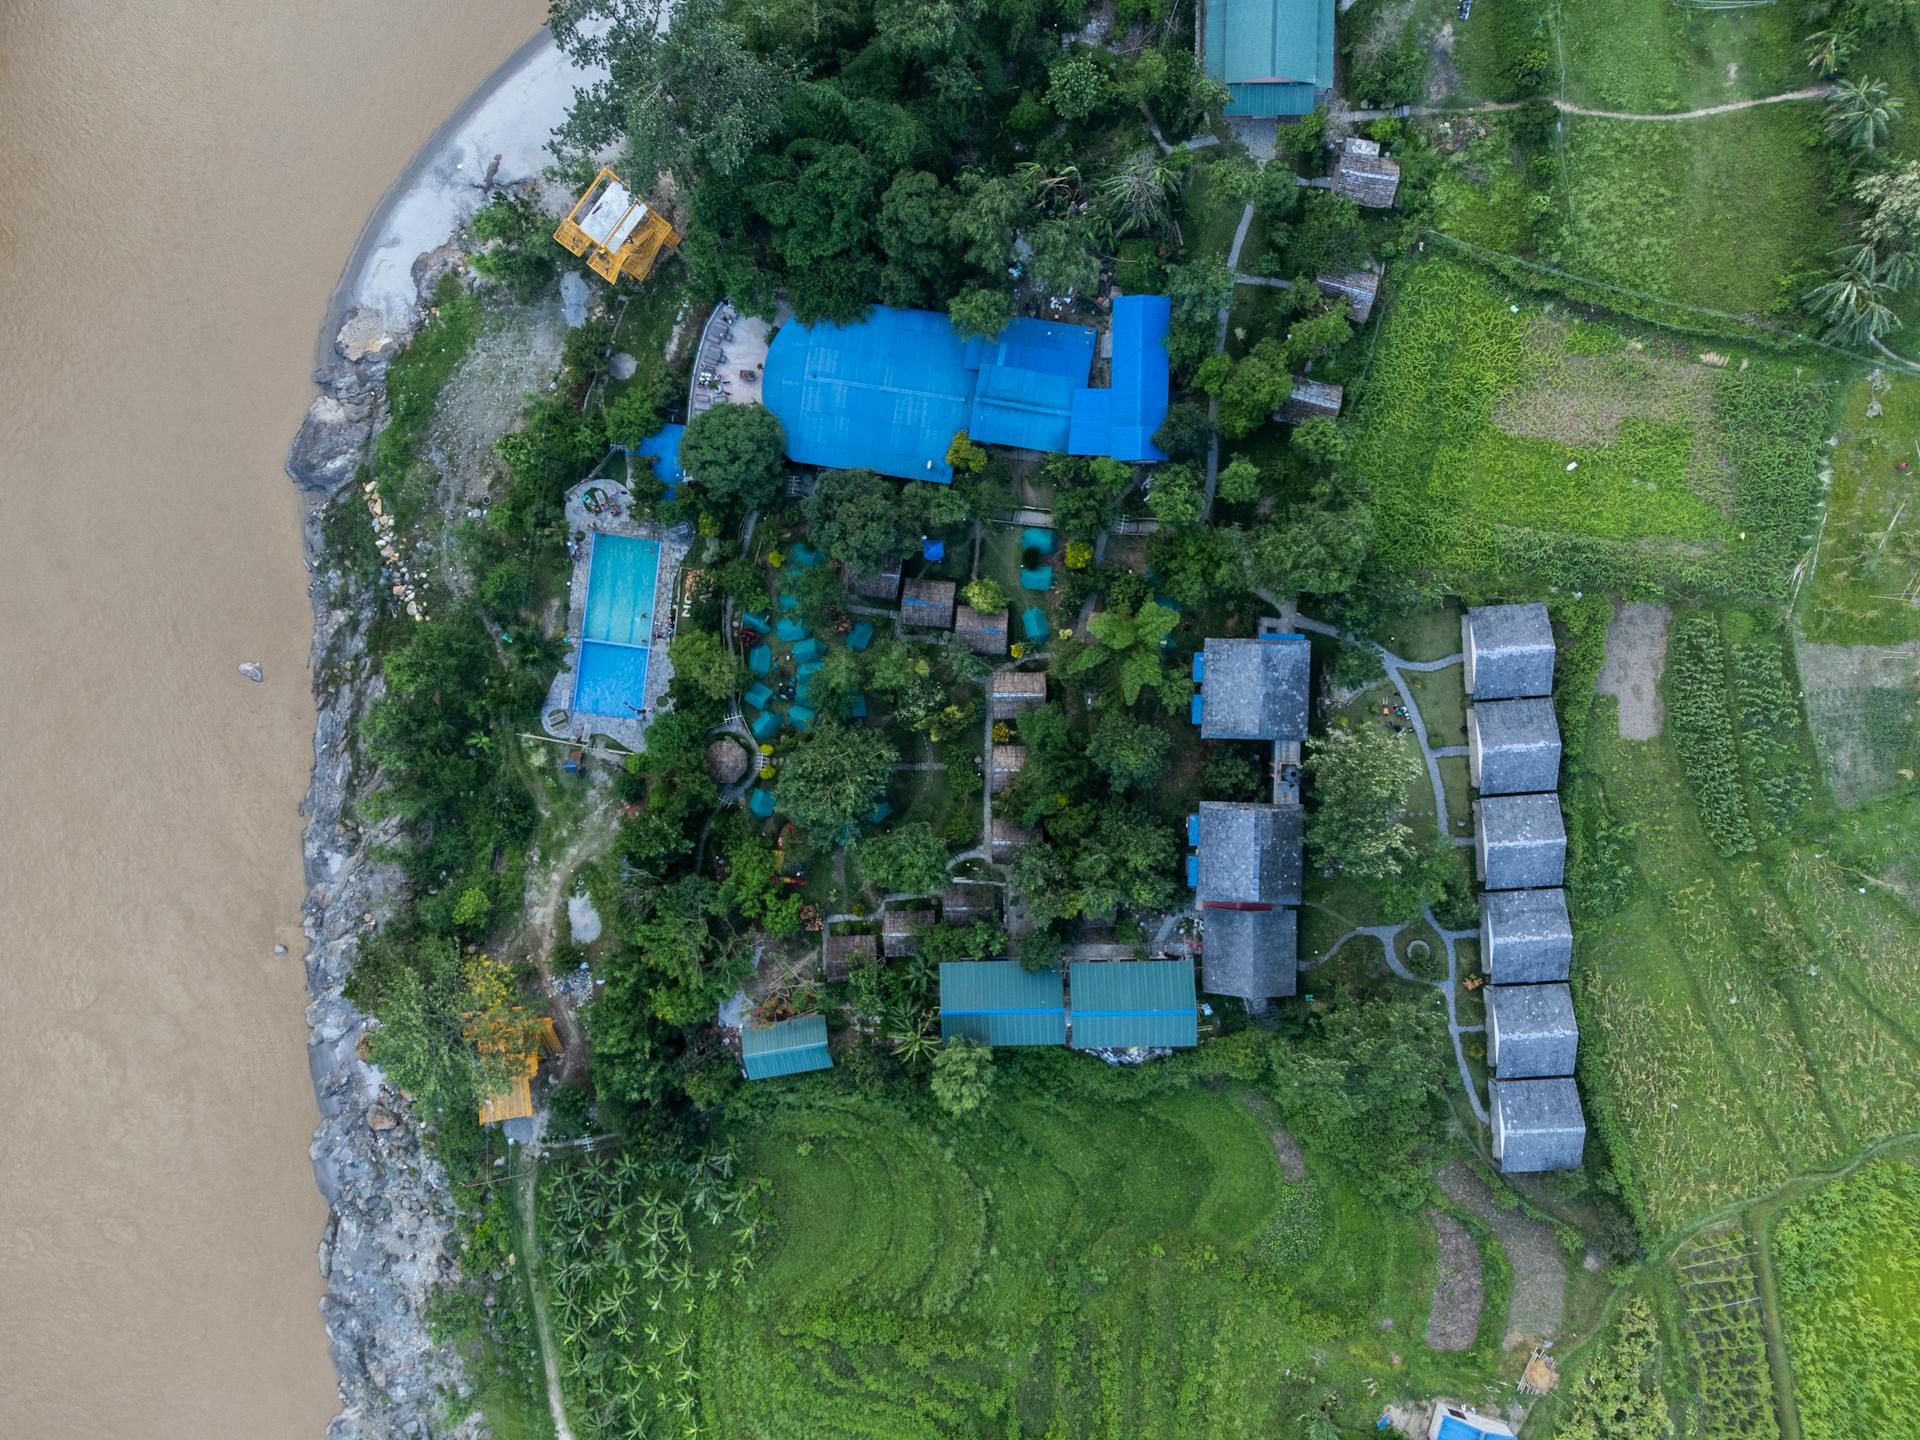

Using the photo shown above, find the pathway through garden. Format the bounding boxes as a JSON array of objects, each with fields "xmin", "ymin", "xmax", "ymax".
[
  {"xmin": 1338, "ymin": 85, "xmax": 1830, "ymax": 124},
  {"xmin": 518, "ymin": 1149, "xmax": 578, "ymax": 1440}
]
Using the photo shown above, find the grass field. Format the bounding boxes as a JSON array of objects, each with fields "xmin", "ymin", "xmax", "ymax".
[
  {"xmin": 691, "ymin": 1078, "xmax": 1505, "ymax": 1437},
  {"xmin": 1556, "ymin": 0, "xmax": 1802, "ymax": 113},
  {"xmin": 1772, "ymin": 1158, "xmax": 1920, "ymax": 1438},
  {"xmin": 1349, "ymin": 260, "xmax": 1832, "ymax": 598},
  {"xmin": 1799, "ymin": 372, "xmax": 1920, "ymax": 647}
]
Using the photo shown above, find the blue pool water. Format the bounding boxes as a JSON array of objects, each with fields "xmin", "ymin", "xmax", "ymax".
[{"xmin": 573, "ymin": 534, "xmax": 660, "ymax": 714}]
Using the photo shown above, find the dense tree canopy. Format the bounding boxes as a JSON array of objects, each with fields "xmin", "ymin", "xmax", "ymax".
[
  {"xmin": 777, "ymin": 717, "xmax": 901, "ymax": 837},
  {"xmin": 679, "ymin": 402, "xmax": 787, "ymax": 519}
]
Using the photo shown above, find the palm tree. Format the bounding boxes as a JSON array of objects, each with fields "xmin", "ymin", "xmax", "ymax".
[
  {"xmin": 1099, "ymin": 147, "xmax": 1181, "ymax": 238},
  {"xmin": 1824, "ymin": 77, "xmax": 1904, "ymax": 151},
  {"xmin": 1803, "ymin": 29, "xmax": 1855, "ymax": 78},
  {"xmin": 1015, "ymin": 160, "xmax": 1085, "ymax": 213},
  {"xmin": 1804, "ymin": 251, "xmax": 1902, "ymax": 345},
  {"xmin": 887, "ymin": 1007, "xmax": 937, "ymax": 1064}
]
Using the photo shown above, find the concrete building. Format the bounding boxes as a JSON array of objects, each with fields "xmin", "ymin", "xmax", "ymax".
[
  {"xmin": 1476, "ymin": 793, "xmax": 1567, "ymax": 891},
  {"xmin": 1487, "ymin": 983, "xmax": 1579, "ymax": 1079},
  {"xmin": 1463, "ymin": 603, "xmax": 1556, "ymax": 699},
  {"xmin": 1467, "ymin": 697, "xmax": 1562, "ymax": 795},
  {"xmin": 1480, "ymin": 888, "xmax": 1573, "ymax": 984},
  {"xmin": 1197, "ymin": 635, "xmax": 1311, "ymax": 741},
  {"xmin": 1491, "ymin": 1078, "xmax": 1586, "ymax": 1172}
]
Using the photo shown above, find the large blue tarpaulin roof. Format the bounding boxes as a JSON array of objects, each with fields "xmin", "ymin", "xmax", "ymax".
[
  {"xmin": 764, "ymin": 302, "xmax": 1170, "ymax": 480},
  {"xmin": 632, "ymin": 422, "xmax": 685, "ymax": 491}
]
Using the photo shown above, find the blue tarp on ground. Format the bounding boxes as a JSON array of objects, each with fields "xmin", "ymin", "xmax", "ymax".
[
  {"xmin": 1192, "ymin": 652, "xmax": 1206, "ymax": 681},
  {"xmin": 775, "ymin": 617, "xmax": 808, "ymax": 643},
  {"xmin": 748, "ymin": 644, "xmax": 772, "ymax": 677},
  {"xmin": 1021, "ymin": 527, "xmax": 1055, "ymax": 554},
  {"xmin": 866, "ymin": 800, "xmax": 892, "ymax": 823},
  {"xmin": 631, "ymin": 423, "xmax": 685, "ymax": 496},
  {"xmin": 848, "ymin": 621, "xmax": 874, "ymax": 652},
  {"xmin": 741, "ymin": 610, "xmax": 771, "ymax": 634},
  {"xmin": 778, "ymin": 594, "xmax": 799, "ymax": 611},
  {"xmin": 1190, "ymin": 692, "xmax": 1205, "ymax": 725},
  {"xmin": 743, "ymin": 681, "xmax": 774, "ymax": 711},
  {"xmin": 1020, "ymin": 566, "xmax": 1054, "ymax": 591},
  {"xmin": 1068, "ymin": 296, "xmax": 1171, "ymax": 462},
  {"xmin": 1186, "ymin": 853, "xmax": 1200, "ymax": 887},
  {"xmin": 748, "ymin": 786, "xmax": 778, "ymax": 819},
  {"xmin": 793, "ymin": 640, "xmax": 826, "ymax": 664},
  {"xmin": 1187, "ymin": 814, "xmax": 1201, "ymax": 846},
  {"xmin": 1022, "ymin": 607, "xmax": 1049, "ymax": 641}
]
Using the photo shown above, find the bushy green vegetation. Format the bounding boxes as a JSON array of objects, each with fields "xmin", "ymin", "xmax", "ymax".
[
  {"xmin": 1557, "ymin": 0, "xmax": 1802, "ymax": 112},
  {"xmin": 1668, "ymin": 1229, "xmax": 1780, "ymax": 1440},
  {"xmin": 1801, "ymin": 372, "xmax": 1920, "ymax": 645},
  {"xmin": 1773, "ymin": 1158, "xmax": 1920, "ymax": 1438}
]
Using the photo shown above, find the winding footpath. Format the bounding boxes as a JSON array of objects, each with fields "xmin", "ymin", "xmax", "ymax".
[{"xmin": 1337, "ymin": 84, "xmax": 1830, "ymax": 125}]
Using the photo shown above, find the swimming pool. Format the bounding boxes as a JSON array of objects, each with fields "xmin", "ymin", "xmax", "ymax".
[{"xmin": 573, "ymin": 533, "xmax": 660, "ymax": 715}]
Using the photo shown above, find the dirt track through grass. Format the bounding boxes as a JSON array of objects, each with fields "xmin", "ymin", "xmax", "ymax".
[{"xmin": 1437, "ymin": 1161, "xmax": 1567, "ymax": 1344}]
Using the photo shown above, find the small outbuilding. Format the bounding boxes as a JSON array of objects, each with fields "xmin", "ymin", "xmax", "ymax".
[
  {"xmin": 845, "ymin": 559, "xmax": 904, "ymax": 602},
  {"xmin": 1480, "ymin": 888, "xmax": 1573, "ymax": 984},
  {"xmin": 1198, "ymin": 635, "xmax": 1311, "ymax": 741},
  {"xmin": 1280, "ymin": 377, "xmax": 1344, "ymax": 424},
  {"xmin": 1476, "ymin": 793, "xmax": 1567, "ymax": 891},
  {"xmin": 1467, "ymin": 698, "xmax": 1563, "ymax": 796},
  {"xmin": 1491, "ymin": 1078, "xmax": 1586, "ymax": 1173},
  {"xmin": 940, "ymin": 961, "xmax": 1066, "ymax": 1046},
  {"xmin": 955, "ymin": 603, "xmax": 1009, "ymax": 656},
  {"xmin": 990, "ymin": 818, "xmax": 1032, "ymax": 861},
  {"xmin": 942, "ymin": 881, "xmax": 998, "ymax": 925},
  {"xmin": 1069, "ymin": 960, "xmax": 1199, "ymax": 1050},
  {"xmin": 1463, "ymin": 603, "xmax": 1556, "ymax": 700},
  {"xmin": 741, "ymin": 1014, "xmax": 833, "ymax": 1080},
  {"xmin": 1330, "ymin": 136, "xmax": 1401, "ymax": 209},
  {"xmin": 1193, "ymin": 802, "xmax": 1304, "ymax": 907},
  {"xmin": 1201, "ymin": 906, "xmax": 1298, "ymax": 1006},
  {"xmin": 1487, "ymin": 983, "xmax": 1579, "ymax": 1079},
  {"xmin": 990, "ymin": 669, "xmax": 1047, "ymax": 718},
  {"xmin": 1316, "ymin": 269, "xmax": 1381, "ymax": 324},
  {"xmin": 989, "ymin": 743, "xmax": 1028, "ymax": 793},
  {"xmin": 900, "ymin": 577, "xmax": 957, "ymax": 630},
  {"xmin": 823, "ymin": 932, "xmax": 876, "ymax": 983},
  {"xmin": 882, "ymin": 908, "xmax": 936, "ymax": 958}
]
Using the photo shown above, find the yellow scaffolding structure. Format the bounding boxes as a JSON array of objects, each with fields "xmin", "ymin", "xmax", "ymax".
[{"xmin": 553, "ymin": 167, "xmax": 681, "ymax": 286}]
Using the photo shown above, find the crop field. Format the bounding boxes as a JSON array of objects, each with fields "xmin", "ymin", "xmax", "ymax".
[
  {"xmin": 1800, "ymin": 372, "xmax": 1920, "ymax": 648},
  {"xmin": 1772, "ymin": 1158, "xmax": 1920, "ymax": 1438},
  {"xmin": 1350, "ymin": 261, "xmax": 1831, "ymax": 598},
  {"xmin": 1573, "ymin": 684, "xmax": 1920, "ymax": 1232},
  {"xmin": 687, "ymin": 1077, "xmax": 1500, "ymax": 1438},
  {"xmin": 1668, "ymin": 1228, "xmax": 1780, "ymax": 1440}
]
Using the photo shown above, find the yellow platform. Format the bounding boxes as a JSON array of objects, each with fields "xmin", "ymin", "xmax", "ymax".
[
  {"xmin": 554, "ymin": 167, "xmax": 681, "ymax": 285},
  {"xmin": 477, "ymin": 1016, "xmax": 562, "ymax": 1125}
]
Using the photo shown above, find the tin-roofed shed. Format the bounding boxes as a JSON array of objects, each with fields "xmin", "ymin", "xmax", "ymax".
[
  {"xmin": 1476, "ymin": 793, "xmax": 1567, "ymax": 891},
  {"xmin": 940, "ymin": 962, "xmax": 1067, "ymax": 1046},
  {"xmin": 1463, "ymin": 604, "xmax": 1556, "ymax": 699},
  {"xmin": 1201, "ymin": 0, "xmax": 1335, "ymax": 117},
  {"xmin": 1199, "ymin": 635, "xmax": 1310, "ymax": 741},
  {"xmin": 741, "ymin": 1014, "xmax": 833, "ymax": 1080},
  {"xmin": 1201, "ymin": 907, "xmax": 1298, "ymax": 1005},
  {"xmin": 1070, "ymin": 961, "xmax": 1199, "ymax": 1049},
  {"xmin": 1194, "ymin": 801, "xmax": 1303, "ymax": 906},
  {"xmin": 1491, "ymin": 1078, "xmax": 1586, "ymax": 1172},
  {"xmin": 1468, "ymin": 698, "xmax": 1563, "ymax": 796},
  {"xmin": 1488, "ymin": 983, "xmax": 1579, "ymax": 1079},
  {"xmin": 1480, "ymin": 888, "xmax": 1573, "ymax": 984}
]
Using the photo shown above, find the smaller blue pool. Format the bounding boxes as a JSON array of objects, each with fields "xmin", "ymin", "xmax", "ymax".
[{"xmin": 573, "ymin": 533, "xmax": 661, "ymax": 715}]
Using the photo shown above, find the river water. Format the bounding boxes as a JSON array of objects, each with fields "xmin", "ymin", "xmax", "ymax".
[{"xmin": 0, "ymin": 3, "xmax": 543, "ymax": 1432}]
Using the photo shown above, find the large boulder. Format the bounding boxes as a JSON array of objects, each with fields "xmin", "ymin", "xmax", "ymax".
[{"xmin": 287, "ymin": 392, "xmax": 375, "ymax": 494}]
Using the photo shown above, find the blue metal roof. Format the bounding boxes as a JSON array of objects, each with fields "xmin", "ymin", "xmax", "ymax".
[
  {"xmin": 632, "ymin": 422, "xmax": 685, "ymax": 493},
  {"xmin": 741, "ymin": 1013, "xmax": 832, "ymax": 1080},
  {"xmin": 1204, "ymin": 0, "xmax": 1335, "ymax": 117},
  {"xmin": 939, "ymin": 962, "xmax": 1067, "ymax": 1046},
  {"xmin": 1070, "ymin": 961, "xmax": 1199, "ymax": 1049},
  {"xmin": 967, "ymin": 319, "xmax": 1097, "ymax": 453},
  {"xmin": 1068, "ymin": 296, "xmax": 1170, "ymax": 462}
]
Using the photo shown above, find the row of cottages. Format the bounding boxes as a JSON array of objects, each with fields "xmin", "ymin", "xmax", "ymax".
[
  {"xmin": 1463, "ymin": 603, "xmax": 1586, "ymax": 1175},
  {"xmin": 1188, "ymin": 628, "xmax": 1311, "ymax": 1010},
  {"xmin": 938, "ymin": 960, "xmax": 1200, "ymax": 1050}
]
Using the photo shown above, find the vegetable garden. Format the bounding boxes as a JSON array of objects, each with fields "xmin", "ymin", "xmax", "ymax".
[{"xmin": 1669, "ymin": 1228, "xmax": 1779, "ymax": 1440}]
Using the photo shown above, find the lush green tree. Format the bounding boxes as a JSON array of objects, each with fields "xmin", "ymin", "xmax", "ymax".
[
  {"xmin": 855, "ymin": 822, "xmax": 952, "ymax": 894},
  {"xmin": 1099, "ymin": 147, "xmax": 1181, "ymax": 237},
  {"xmin": 1048, "ymin": 454, "xmax": 1136, "ymax": 539},
  {"xmin": 1028, "ymin": 216, "xmax": 1101, "ymax": 296},
  {"xmin": 1824, "ymin": 76, "xmax": 1904, "ymax": 151},
  {"xmin": 717, "ymin": 834, "xmax": 804, "ymax": 935},
  {"xmin": 876, "ymin": 170, "xmax": 961, "ymax": 306},
  {"xmin": 963, "ymin": 576, "xmax": 1009, "ymax": 613},
  {"xmin": 451, "ymin": 887, "xmax": 492, "ymax": 931},
  {"xmin": 1556, "ymin": 1299, "xmax": 1672, "ymax": 1440},
  {"xmin": 668, "ymin": 628, "xmax": 742, "ymax": 702},
  {"xmin": 1016, "ymin": 927, "xmax": 1063, "ymax": 974},
  {"xmin": 1014, "ymin": 804, "xmax": 1178, "ymax": 922},
  {"xmin": 873, "ymin": 0, "xmax": 981, "ymax": 58},
  {"xmin": 1253, "ymin": 162, "xmax": 1301, "ymax": 223},
  {"xmin": 777, "ymin": 717, "xmax": 900, "ymax": 837},
  {"xmin": 1278, "ymin": 191, "xmax": 1369, "ymax": 275},
  {"xmin": 1303, "ymin": 722, "xmax": 1422, "ymax": 884},
  {"xmin": 1152, "ymin": 400, "xmax": 1216, "ymax": 462},
  {"xmin": 1217, "ymin": 339, "xmax": 1292, "ymax": 439},
  {"xmin": 1804, "ymin": 249, "xmax": 1902, "ymax": 344},
  {"xmin": 949, "ymin": 286, "xmax": 1015, "ymax": 339},
  {"xmin": 1856, "ymin": 161, "xmax": 1920, "ymax": 274},
  {"xmin": 1071, "ymin": 597, "xmax": 1184, "ymax": 707},
  {"xmin": 1243, "ymin": 505, "xmax": 1372, "ymax": 598},
  {"xmin": 1047, "ymin": 52, "xmax": 1108, "ymax": 120},
  {"xmin": 469, "ymin": 191, "xmax": 559, "ymax": 298},
  {"xmin": 1165, "ymin": 259, "xmax": 1235, "ymax": 330},
  {"xmin": 951, "ymin": 170, "xmax": 1031, "ymax": 272},
  {"xmin": 930, "ymin": 1035, "xmax": 994, "ymax": 1114},
  {"xmin": 1217, "ymin": 455, "xmax": 1264, "ymax": 504},
  {"xmin": 804, "ymin": 467, "xmax": 919, "ymax": 576},
  {"xmin": 1145, "ymin": 462, "xmax": 1206, "ymax": 525},
  {"xmin": 604, "ymin": 383, "xmax": 664, "ymax": 451},
  {"xmin": 1803, "ymin": 28, "xmax": 1855, "ymax": 77},
  {"xmin": 1145, "ymin": 524, "xmax": 1246, "ymax": 607},
  {"xmin": 1290, "ymin": 416, "xmax": 1349, "ymax": 470},
  {"xmin": 1089, "ymin": 711, "xmax": 1174, "ymax": 790},
  {"xmin": 679, "ymin": 403, "xmax": 786, "ymax": 518},
  {"xmin": 1283, "ymin": 306, "xmax": 1353, "ymax": 366}
]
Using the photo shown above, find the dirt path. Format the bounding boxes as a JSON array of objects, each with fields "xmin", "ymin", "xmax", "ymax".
[
  {"xmin": 1425, "ymin": 1210, "xmax": 1485, "ymax": 1351},
  {"xmin": 1340, "ymin": 85, "xmax": 1829, "ymax": 124},
  {"xmin": 1596, "ymin": 602, "xmax": 1671, "ymax": 740},
  {"xmin": 517, "ymin": 1155, "xmax": 577, "ymax": 1440},
  {"xmin": 1437, "ymin": 1160, "xmax": 1567, "ymax": 1345}
]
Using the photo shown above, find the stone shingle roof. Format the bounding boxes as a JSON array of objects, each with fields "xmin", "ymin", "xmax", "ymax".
[
  {"xmin": 989, "ymin": 744, "xmax": 1028, "ymax": 792},
  {"xmin": 1280, "ymin": 377, "xmax": 1343, "ymax": 424},
  {"xmin": 844, "ymin": 559, "xmax": 903, "ymax": 601},
  {"xmin": 1330, "ymin": 136, "xmax": 1401, "ymax": 208},
  {"xmin": 1468, "ymin": 698, "xmax": 1563, "ymax": 796},
  {"xmin": 1464, "ymin": 603, "xmax": 1556, "ymax": 699},
  {"xmin": 1492, "ymin": 1078, "xmax": 1586, "ymax": 1173},
  {"xmin": 990, "ymin": 819, "xmax": 1031, "ymax": 858},
  {"xmin": 990, "ymin": 669, "xmax": 1047, "ymax": 717},
  {"xmin": 1477, "ymin": 793, "xmax": 1566, "ymax": 891},
  {"xmin": 941, "ymin": 882, "xmax": 997, "ymax": 924},
  {"xmin": 882, "ymin": 909, "xmax": 935, "ymax": 957},
  {"xmin": 1201, "ymin": 906, "xmax": 1298, "ymax": 1003},
  {"xmin": 1488, "ymin": 983, "xmax": 1579, "ymax": 1079},
  {"xmin": 1200, "ymin": 636, "xmax": 1310, "ymax": 741},
  {"xmin": 1316, "ymin": 269, "xmax": 1381, "ymax": 324},
  {"xmin": 1195, "ymin": 802, "xmax": 1303, "ymax": 906},
  {"xmin": 1480, "ymin": 888, "xmax": 1572, "ymax": 984}
]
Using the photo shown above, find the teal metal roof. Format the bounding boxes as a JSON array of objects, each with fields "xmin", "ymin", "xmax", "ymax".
[
  {"xmin": 939, "ymin": 962, "xmax": 1067, "ymax": 1046},
  {"xmin": 741, "ymin": 1014, "xmax": 832, "ymax": 1080},
  {"xmin": 1069, "ymin": 961, "xmax": 1199, "ymax": 1049},
  {"xmin": 1203, "ymin": 0, "xmax": 1335, "ymax": 117}
]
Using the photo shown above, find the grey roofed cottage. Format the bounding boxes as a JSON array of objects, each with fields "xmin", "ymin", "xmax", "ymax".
[
  {"xmin": 942, "ymin": 881, "xmax": 997, "ymax": 925},
  {"xmin": 1491, "ymin": 1078, "xmax": 1586, "ymax": 1173},
  {"xmin": 1201, "ymin": 906, "xmax": 1298, "ymax": 1005},
  {"xmin": 1330, "ymin": 136, "xmax": 1401, "ymax": 208},
  {"xmin": 955, "ymin": 603, "xmax": 1009, "ymax": 655},
  {"xmin": 882, "ymin": 908, "xmax": 936, "ymax": 957},
  {"xmin": 989, "ymin": 744, "xmax": 1028, "ymax": 793},
  {"xmin": 1476, "ymin": 793, "xmax": 1566, "ymax": 891},
  {"xmin": 1280, "ymin": 377, "xmax": 1343, "ymax": 424},
  {"xmin": 1463, "ymin": 603, "xmax": 1556, "ymax": 699},
  {"xmin": 844, "ymin": 558, "xmax": 904, "ymax": 601},
  {"xmin": 1480, "ymin": 888, "xmax": 1572, "ymax": 984},
  {"xmin": 1194, "ymin": 801, "xmax": 1303, "ymax": 906},
  {"xmin": 823, "ymin": 932, "xmax": 876, "ymax": 982},
  {"xmin": 990, "ymin": 669, "xmax": 1047, "ymax": 717},
  {"xmin": 1488, "ymin": 983, "xmax": 1579, "ymax": 1079},
  {"xmin": 1200, "ymin": 636, "xmax": 1311, "ymax": 741},
  {"xmin": 990, "ymin": 818, "xmax": 1031, "ymax": 860},
  {"xmin": 1316, "ymin": 269, "xmax": 1381, "ymax": 324},
  {"xmin": 900, "ymin": 576, "xmax": 957, "ymax": 629},
  {"xmin": 1468, "ymin": 698, "xmax": 1563, "ymax": 796}
]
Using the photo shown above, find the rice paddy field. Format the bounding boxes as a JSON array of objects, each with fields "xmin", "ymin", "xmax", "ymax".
[{"xmin": 688, "ymin": 1076, "xmax": 1507, "ymax": 1438}]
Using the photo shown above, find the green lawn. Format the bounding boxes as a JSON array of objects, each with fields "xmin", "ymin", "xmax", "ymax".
[
  {"xmin": 692, "ymin": 1078, "xmax": 1500, "ymax": 1437},
  {"xmin": 1178, "ymin": 156, "xmax": 1251, "ymax": 269},
  {"xmin": 1556, "ymin": 0, "xmax": 1803, "ymax": 113},
  {"xmin": 1799, "ymin": 371, "xmax": 1920, "ymax": 646}
]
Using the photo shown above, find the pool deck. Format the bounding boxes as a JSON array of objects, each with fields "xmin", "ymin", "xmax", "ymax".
[{"xmin": 542, "ymin": 476, "xmax": 694, "ymax": 751}]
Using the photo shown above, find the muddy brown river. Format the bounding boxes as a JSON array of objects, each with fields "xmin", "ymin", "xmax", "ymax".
[{"xmin": 0, "ymin": 4, "xmax": 543, "ymax": 1432}]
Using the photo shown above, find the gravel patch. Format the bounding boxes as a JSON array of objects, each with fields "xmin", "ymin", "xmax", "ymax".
[
  {"xmin": 1424, "ymin": 1209, "xmax": 1484, "ymax": 1351},
  {"xmin": 1596, "ymin": 602, "xmax": 1671, "ymax": 740},
  {"xmin": 1437, "ymin": 1160, "xmax": 1566, "ymax": 1345}
]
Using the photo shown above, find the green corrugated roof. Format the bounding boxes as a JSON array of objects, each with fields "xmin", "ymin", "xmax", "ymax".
[
  {"xmin": 741, "ymin": 1014, "xmax": 833, "ymax": 1080},
  {"xmin": 939, "ymin": 962, "xmax": 1067, "ymax": 1046},
  {"xmin": 1069, "ymin": 961, "xmax": 1199, "ymax": 1050},
  {"xmin": 1203, "ymin": 0, "xmax": 1335, "ymax": 116}
]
